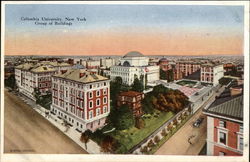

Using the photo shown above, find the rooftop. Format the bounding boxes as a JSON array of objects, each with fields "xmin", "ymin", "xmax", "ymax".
[
  {"xmin": 54, "ymin": 69, "xmax": 109, "ymax": 83},
  {"xmin": 205, "ymin": 95, "xmax": 243, "ymax": 121},
  {"xmin": 119, "ymin": 91, "xmax": 143, "ymax": 97},
  {"xmin": 123, "ymin": 51, "xmax": 145, "ymax": 58}
]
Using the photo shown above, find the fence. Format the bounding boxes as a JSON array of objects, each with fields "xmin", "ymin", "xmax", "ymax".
[{"xmin": 127, "ymin": 107, "xmax": 190, "ymax": 154}]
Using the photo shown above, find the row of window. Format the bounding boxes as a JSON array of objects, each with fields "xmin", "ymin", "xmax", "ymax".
[{"xmin": 53, "ymin": 78, "xmax": 108, "ymax": 90}]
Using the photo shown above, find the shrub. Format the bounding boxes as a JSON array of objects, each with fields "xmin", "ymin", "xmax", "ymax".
[
  {"xmin": 147, "ymin": 139, "xmax": 155, "ymax": 148},
  {"xmin": 140, "ymin": 146, "xmax": 148, "ymax": 153},
  {"xmin": 161, "ymin": 129, "xmax": 167, "ymax": 136},
  {"xmin": 154, "ymin": 135, "xmax": 160, "ymax": 144}
]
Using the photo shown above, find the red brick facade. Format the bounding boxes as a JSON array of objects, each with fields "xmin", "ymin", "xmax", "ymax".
[
  {"xmin": 117, "ymin": 91, "xmax": 144, "ymax": 117},
  {"xmin": 213, "ymin": 117, "xmax": 243, "ymax": 156}
]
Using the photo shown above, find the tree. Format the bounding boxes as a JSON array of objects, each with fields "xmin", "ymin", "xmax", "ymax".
[
  {"xmin": 135, "ymin": 117, "xmax": 145, "ymax": 129},
  {"xmin": 131, "ymin": 78, "xmax": 144, "ymax": 92},
  {"xmin": 110, "ymin": 77, "xmax": 123, "ymax": 107},
  {"xmin": 154, "ymin": 135, "xmax": 160, "ymax": 144},
  {"xmin": 161, "ymin": 129, "xmax": 167, "ymax": 136},
  {"xmin": 114, "ymin": 104, "xmax": 135, "ymax": 130},
  {"xmin": 34, "ymin": 88, "xmax": 41, "ymax": 104},
  {"xmin": 142, "ymin": 95, "xmax": 154, "ymax": 114},
  {"xmin": 166, "ymin": 69, "xmax": 174, "ymax": 82},
  {"xmin": 147, "ymin": 139, "xmax": 155, "ymax": 148},
  {"xmin": 100, "ymin": 135, "xmax": 117, "ymax": 153},
  {"xmin": 80, "ymin": 130, "xmax": 91, "ymax": 150},
  {"xmin": 160, "ymin": 69, "xmax": 167, "ymax": 80},
  {"xmin": 5, "ymin": 74, "xmax": 17, "ymax": 90}
]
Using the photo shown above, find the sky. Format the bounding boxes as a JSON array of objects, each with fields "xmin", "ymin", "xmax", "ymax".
[{"xmin": 4, "ymin": 4, "xmax": 244, "ymax": 56}]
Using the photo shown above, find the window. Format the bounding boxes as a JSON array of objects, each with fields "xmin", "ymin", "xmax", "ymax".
[
  {"xmin": 90, "ymin": 85, "xmax": 92, "ymax": 89},
  {"xmin": 219, "ymin": 132, "xmax": 226, "ymax": 145},
  {"xmin": 89, "ymin": 92, "xmax": 93, "ymax": 99},
  {"xmin": 103, "ymin": 97, "xmax": 107, "ymax": 104},
  {"xmin": 89, "ymin": 111, "xmax": 93, "ymax": 119},
  {"xmin": 103, "ymin": 106, "xmax": 107, "ymax": 113},
  {"xmin": 219, "ymin": 120, "xmax": 226, "ymax": 128},
  {"xmin": 104, "ymin": 82, "xmax": 106, "ymax": 86},
  {"xmin": 219, "ymin": 152, "xmax": 225, "ymax": 156},
  {"xmin": 238, "ymin": 136, "xmax": 244, "ymax": 151},
  {"xmin": 103, "ymin": 89, "xmax": 107, "ymax": 95},
  {"xmin": 98, "ymin": 119, "xmax": 101, "ymax": 125},
  {"xmin": 89, "ymin": 101, "xmax": 93, "ymax": 108},
  {"xmin": 97, "ymin": 99, "xmax": 100, "ymax": 106},
  {"xmin": 240, "ymin": 125, "xmax": 243, "ymax": 133},
  {"xmin": 96, "ymin": 108, "xmax": 100, "ymax": 116},
  {"xmin": 91, "ymin": 123, "xmax": 93, "ymax": 128},
  {"xmin": 97, "ymin": 90, "xmax": 100, "ymax": 97}
]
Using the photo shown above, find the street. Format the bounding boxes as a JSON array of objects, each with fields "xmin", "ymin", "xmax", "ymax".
[
  {"xmin": 155, "ymin": 108, "xmax": 207, "ymax": 155},
  {"xmin": 4, "ymin": 89, "xmax": 87, "ymax": 154},
  {"xmin": 155, "ymin": 86, "xmax": 224, "ymax": 155}
]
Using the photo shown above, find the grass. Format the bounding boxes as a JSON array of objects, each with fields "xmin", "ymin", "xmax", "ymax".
[
  {"xmin": 176, "ymin": 80, "xmax": 197, "ymax": 87},
  {"xmin": 106, "ymin": 110, "xmax": 175, "ymax": 153}
]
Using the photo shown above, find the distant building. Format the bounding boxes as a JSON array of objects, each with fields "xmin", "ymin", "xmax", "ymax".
[
  {"xmin": 110, "ymin": 51, "xmax": 160, "ymax": 86},
  {"xmin": 100, "ymin": 58, "xmax": 116, "ymax": 68},
  {"xmin": 50, "ymin": 69, "xmax": 110, "ymax": 132},
  {"xmin": 203, "ymin": 86, "xmax": 243, "ymax": 156},
  {"xmin": 200, "ymin": 63, "xmax": 224, "ymax": 86},
  {"xmin": 41, "ymin": 61, "xmax": 71, "ymax": 74},
  {"xmin": 117, "ymin": 91, "xmax": 144, "ymax": 117},
  {"xmin": 158, "ymin": 58, "xmax": 170, "ymax": 71},
  {"xmin": 86, "ymin": 59, "xmax": 100, "ymax": 69},
  {"xmin": 175, "ymin": 60, "xmax": 201, "ymax": 80},
  {"xmin": 15, "ymin": 63, "xmax": 56, "ymax": 100}
]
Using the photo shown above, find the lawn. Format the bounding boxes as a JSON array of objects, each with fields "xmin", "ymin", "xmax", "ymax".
[
  {"xmin": 106, "ymin": 110, "xmax": 175, "ymax": 153},
  {"xmin": 176, "ymin": 80, "xmax": 197, "ymax": 87}
]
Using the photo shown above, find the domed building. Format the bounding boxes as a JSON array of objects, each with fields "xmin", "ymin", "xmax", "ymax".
[{"xmin": 110, "ymin": 51, "xmax": 160, "ymax": 86}]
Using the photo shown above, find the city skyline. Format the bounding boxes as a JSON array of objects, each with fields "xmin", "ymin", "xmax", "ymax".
[{"xmin": 5, "ymin": 4, "xmax": 244, "ymax": 56}]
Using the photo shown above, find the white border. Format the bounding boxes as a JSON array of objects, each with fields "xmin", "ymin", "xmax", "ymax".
[{"xmin": 1, "ymin": 1, "xmax": 249, "ymax": 162}]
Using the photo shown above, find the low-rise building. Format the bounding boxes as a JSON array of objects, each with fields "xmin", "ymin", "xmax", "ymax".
[
  {"xmin": 50, "ymin": 69, "xmax": 110, "ymax": 132},
  {"xmin": 117, "ymin": 91, "xmax": 144, "ymax": 117}
]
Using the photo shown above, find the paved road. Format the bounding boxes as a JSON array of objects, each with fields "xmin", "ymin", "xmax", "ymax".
[
  {"xmin": 4, "ymin": 89, "xmax": 87, "ymax": 154},
  {"xmin": 155, "ymin": 108, "xmax": 206, "ymax": 155},
  {"xmin": 155, "ymin": 86, "xmax": 224, "ymax": 155}
]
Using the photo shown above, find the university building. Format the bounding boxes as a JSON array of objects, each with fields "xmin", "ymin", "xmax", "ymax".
[
  {"xmin": 203, "ymin": 86, "xmax": 243, "ymax": 156},
  {"xmin": 117, "ymin": 91, "xmax": 144, "ymax": 117},
  {"xmin": 110, "ymin": 51, "xmax": 160, "ymax": 86},
  {"xmin": 15, "ymin": 63, "xmax": 56, "ymax": 100},
  {"xmin": 50, "ymin": 69, "xmax": 110, "ymax": 132},
  {"xmin": 175, "ymin": 60, "xmax": 201, "ymax": 80},
  {"xmin": 200, "ymin": 63, "xmax": 224, "ymax": 86}
]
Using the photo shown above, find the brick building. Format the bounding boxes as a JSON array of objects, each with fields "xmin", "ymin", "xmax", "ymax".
[
  {"xmin": 203, "ymin": 86, "xmax": 243, "ymax": 156},
  {"xmin": 50, "ymin": 69, "xmax": 110, "ymax": 132},
  {"xmin": 175, "ymin": 61, "xmax": 201, "ymax": 80},
  {"xmin": 117, "ymin": 91, "xmax": 144, "ymax": 117}
]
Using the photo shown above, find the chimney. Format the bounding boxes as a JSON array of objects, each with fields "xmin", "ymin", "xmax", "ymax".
[
  {"xmin": 61, "ymin": 70, "xmax": 67, "ymax": 74},
  {"xmin": 79, "ymin": 72, "xmax": 85, "ymax": 78},
  {"xmin": 230, "ymin": 87, "xmax": 243, "ymax": 96}
]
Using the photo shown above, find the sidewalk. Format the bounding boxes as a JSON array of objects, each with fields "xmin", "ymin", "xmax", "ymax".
[{"xmin": 18, "ymin": 94, "xmax": 102, "ymax": 154}]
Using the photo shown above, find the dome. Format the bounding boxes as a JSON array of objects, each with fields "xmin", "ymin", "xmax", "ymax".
[
  {"xmin": 123, "ymin": 51, "xmax": 144, "ymax": 58},
  {"xmin": 159, "ymin": 58, "xmax": 168, "ymax": 62}
]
